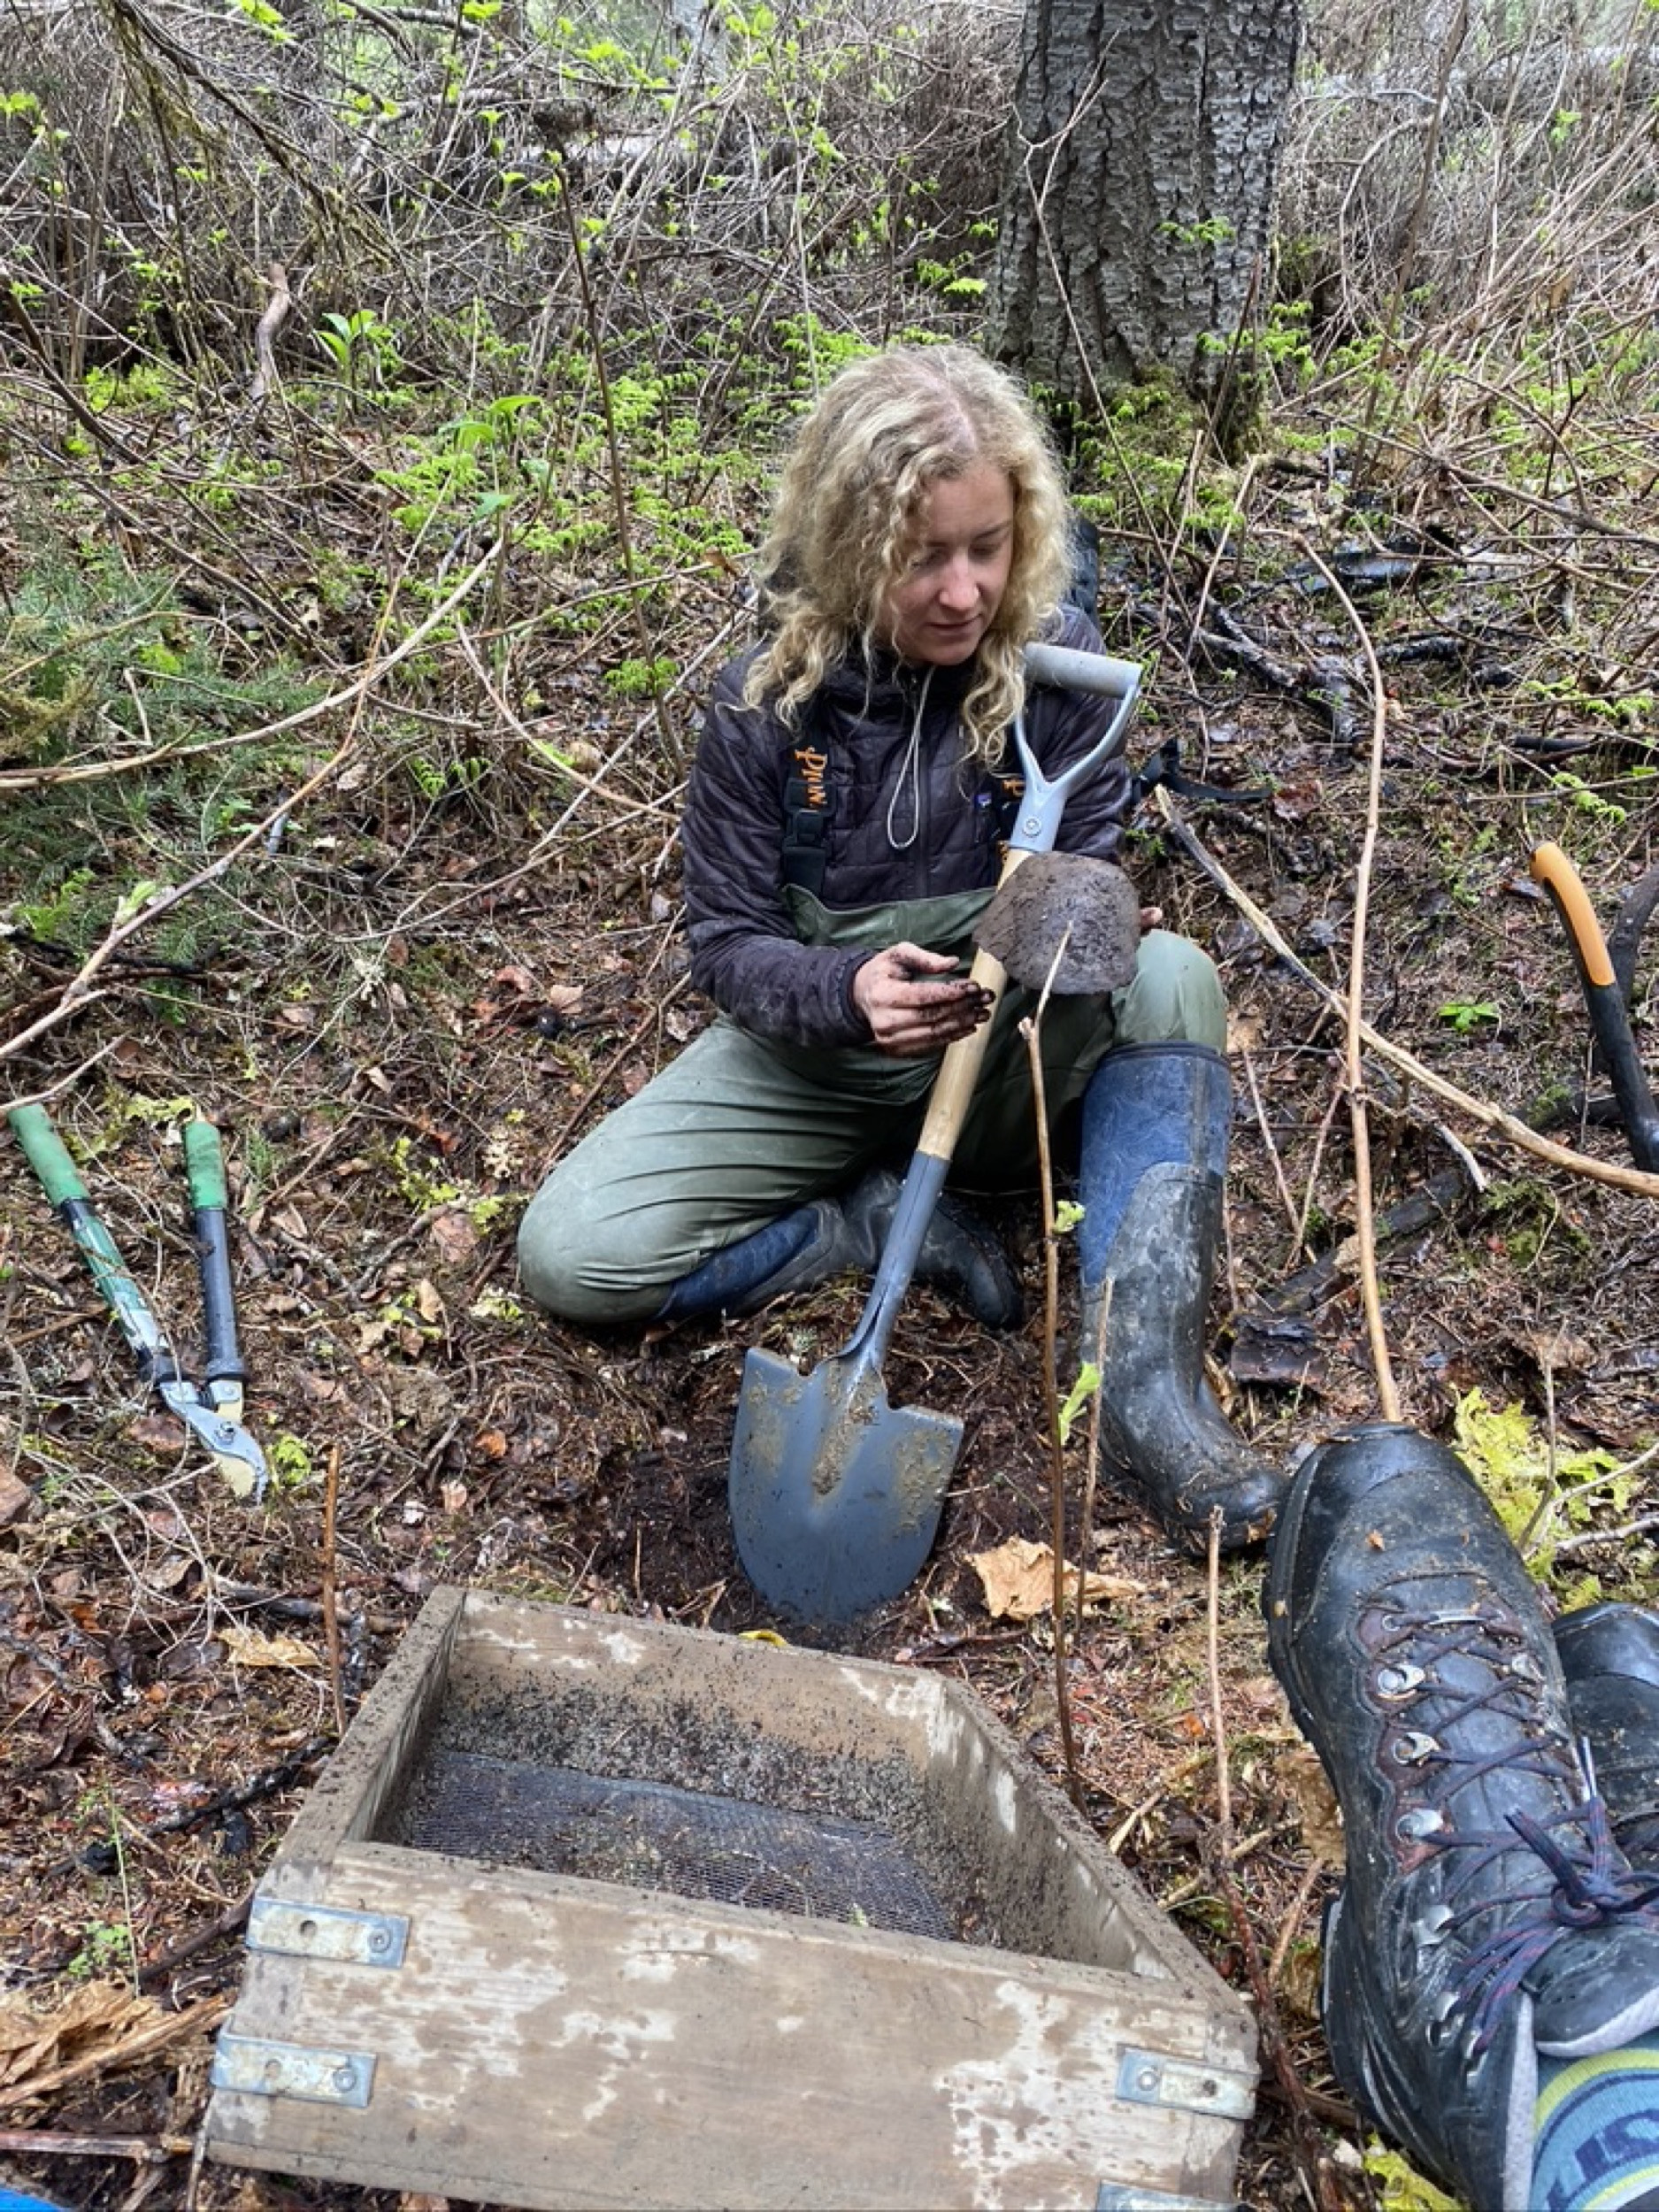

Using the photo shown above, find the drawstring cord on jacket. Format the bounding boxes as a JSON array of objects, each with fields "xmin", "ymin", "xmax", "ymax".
[{"xmin": 884, "ymin": 664, "xmax": 934, "ymax": 853}]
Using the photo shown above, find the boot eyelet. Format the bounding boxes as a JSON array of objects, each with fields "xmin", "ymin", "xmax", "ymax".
[
  {"xmin": 1412, "ymin": 1902, "xmax": 1455, "ymax": 1946},
  {"xmin": 1509, "ymin": 1654, "xmax": 1543, "ymax": 1683},
  {"xmin": 1376, "ymin": 1663, "xmax": 1426, "ymax": 1700},
  {"xmin": 1393, "ymin": 1731, "xmax": 1442, "ymax": 1765},
  {"xmin": 1398, "ymin": 1807, "xmax": 1449, "ymax": 1842}
]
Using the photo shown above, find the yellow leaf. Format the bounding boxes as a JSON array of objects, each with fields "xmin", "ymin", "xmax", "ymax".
[
  {"xmin": 970, "ymin": 1537, "xmax": 1141, "ymax": 1624},
  {"xmin": 1363, "ymin": 2141, "xmax": 1462, "ymax": 2210}
]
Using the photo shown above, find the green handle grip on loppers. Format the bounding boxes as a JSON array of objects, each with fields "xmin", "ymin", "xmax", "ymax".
[
  {"xmin": 7, "ymin": 1103, "xmax": 169, "ymax": 1371},
  {"xmin": 9, "ymin": 1102, "xmax": 91, "ymax": 1210},
  {"xmin": 182, "ymin": 1118, "xmax": 229, "ymax": 1213},
  {"xmin": 184, "ymin": 1118, "xmax": 245, "ymax": 1387}
]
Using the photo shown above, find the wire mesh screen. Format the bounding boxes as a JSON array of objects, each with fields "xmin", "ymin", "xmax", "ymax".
[{"xmin": 392, "ymin": 1747, "xmax": 959, "ymax": 1940}]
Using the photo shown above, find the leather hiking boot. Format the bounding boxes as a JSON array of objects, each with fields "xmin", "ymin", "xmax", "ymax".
[
  {"xmin": 656, "ymin": 1168, "xmax": 1020, "ymax": 1327},
  {"xmin": 1265, "ymin": 1423, "xmax": 1659, "ymax": 2212},
  {"xmin": 1557, "ymin": 1604, "xmax": 1659, "ymax": 1869},
  {"xmin": 1077, "ymin": 1043, "xmax": 1284, "ymax": 1550}
]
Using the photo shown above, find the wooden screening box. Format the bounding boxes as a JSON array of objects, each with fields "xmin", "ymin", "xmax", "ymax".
[{"xmin": 205, "ymin": 1588, "xmax": 1256, "ymax": 2211}]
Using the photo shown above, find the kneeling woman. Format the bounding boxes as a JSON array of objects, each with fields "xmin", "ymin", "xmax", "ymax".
[{"xmin": 518, "ymin": 342, "xmax": 1280, "ymax": 1548}]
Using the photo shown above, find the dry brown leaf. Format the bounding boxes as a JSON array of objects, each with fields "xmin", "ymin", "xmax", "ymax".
[
  {"xmin": 218, "ymin": 1626, "xmax": 319, "ymax": 1671},
  {"xmin": 0, "ymin": 1983, "xmax": 158, "ymax": 2092},
  {"xmin": 128, "ymin": 1411, "xmax": 188, "ymax": 1458},
  {"xmin": 0, "ymin": 1468, "xmax": 33, "ymax": 1530},
  {"xmin": 427, "ymin": 1208, "xmax": 478, "ymax": 1266},
  {"xmin": 414, "ymin": 1278, "xmax": 444, "ymax": 1324},
  {"xmin": 1279, "ymin": 1742, "xmax": 1345, "ymax": 1869},
  {"xmin": 970, "ymin": 1536, "xmax": 1142, "ymax": 1624}
]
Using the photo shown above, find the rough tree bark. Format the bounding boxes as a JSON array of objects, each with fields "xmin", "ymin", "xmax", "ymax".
[{"xmin": 987, "ymin": 0, "xmax": 1302, "ymax": 417}]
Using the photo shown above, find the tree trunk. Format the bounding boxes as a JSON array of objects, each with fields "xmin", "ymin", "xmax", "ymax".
[{"xmin": 987, "ymin": 0, "xmax": 1302, "ymax": 414}]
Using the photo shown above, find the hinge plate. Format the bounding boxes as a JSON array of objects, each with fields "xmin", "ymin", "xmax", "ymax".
[
  {"xmin": 211, "ymin": 2031, "xmax": 376, "ymax": 2108},
  {"xmin": 246, "ymin": 1896, "xmax": 408, "ymax": 1968},
  {"xmin": 1115, "ymin": 2047, "xmax": 1256, "ymax": 2121}
]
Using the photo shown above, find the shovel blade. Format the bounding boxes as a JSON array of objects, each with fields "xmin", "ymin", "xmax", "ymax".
[{"xmin": 728, "ymin": 1346, "xmax": 963, "ymax": 1626}]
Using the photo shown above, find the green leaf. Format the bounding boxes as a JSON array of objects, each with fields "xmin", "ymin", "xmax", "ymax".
[
  {"xmin": 112, "ymin": 879, "xmax": 163, "ymax": 927},
  {"xmin": 1058, "ymin": 1363, "xmax": 1101, "ymax": 1448},
  {"xmin": 120, "ymin": 1094, "xmax": 196, "ymax": 1127}
]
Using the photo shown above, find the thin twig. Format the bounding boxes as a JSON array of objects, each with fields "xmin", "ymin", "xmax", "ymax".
[
  {"xmin": 456, "ymin": 624, "xmax": 676, "ymax": 821},
  {"xmin": 1149, "ymin": 789, "xmax": 1659, "ymax": 1203},
  {"xmin": 1266, "ymin": 1857, "xmax": 1328, "ymax": 1992},
  {"xmin": 249, "ymin": 261, "xmax": 289, "ymax": 403},
  {"xmin": 554, "ymin": 169, "xmax": 680, "ymax": 768},
  {"xmin": 1291, "ymin": 534, "xmax": 1401, "ymax": 1421},
  {"xmin": 1205, "ymin": 1509, "xmax": 1232, "ymax": 1838},
  {"xmin": 138, "ymin": 1887, "xmax": 254, "ymax": 1989},
  {"xmin": 0, "ymin": 2127, "xmax": 185, "ymax": 2162},
  {"xmin": 1554, "ymin": 1510, "xmax": 1659, "ymax": 1556},
  {"xmin": 0, "ymin": 542, "xmax": 504, "ymax": 1067},
  {"xmin": 321, "ymin": 1440, "xmax": 345, "ymax": 1736},
  {"xmin": 2, "ymin": 1040, "xmax": 126, "ymax": 1114},
  {"xmin": 1239, "ymin": 1045, "xmax": 1307, "ymax": 1252},
  {"xmin": 1020, "ymin": 930, "xmax": 1085, "ymax": 1814},
  {"xmin": 1075, "ymin": 1279, "xmax": 1110, "ymax": 1629}
]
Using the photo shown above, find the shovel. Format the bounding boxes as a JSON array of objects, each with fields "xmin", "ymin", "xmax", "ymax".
[{"xmin": 729, "ymin": 640, "xmax": 1142, "ymax": 1624}]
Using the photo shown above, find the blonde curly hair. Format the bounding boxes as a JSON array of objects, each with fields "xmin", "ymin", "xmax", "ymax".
[{"xmin": 743, "ymin": 344, "xmax": 1072, "ymax": 761}]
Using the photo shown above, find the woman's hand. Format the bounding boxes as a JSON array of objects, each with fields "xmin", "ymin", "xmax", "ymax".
[{"xmin": 852, "ymin": 943, "xmax": 995, "ymax": 1059}]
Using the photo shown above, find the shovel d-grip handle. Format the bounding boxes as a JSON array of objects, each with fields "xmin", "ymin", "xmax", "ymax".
[
  {"xmin": 1023, "ymin": 639, "xmax": 1141, "ymax": 702},
  {"xmin": 1529, "ymin": 841, "xmax": 1659, "ymax": 1173}
]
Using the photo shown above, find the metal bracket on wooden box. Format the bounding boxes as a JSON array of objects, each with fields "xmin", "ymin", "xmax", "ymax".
[
  {"xmin": 1115, "ymin": 2048, "xmax": 1256, "ymax": 2121},
  {"xmin": 246, "ymin": 1897, "xmax": 409, "ymax": 1969},
  {"xmin": 212, "ymin": 2032, "xmax": 377, "ymax": 2108}
]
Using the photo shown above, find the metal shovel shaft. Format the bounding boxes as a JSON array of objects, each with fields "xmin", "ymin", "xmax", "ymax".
[
  {"xmin": 730, "ymin": 916, "xmax": 1022, "ymax": 1623},
  {"xmin": 729, "ymin": 644, "xmax": 1144, "ymax": 1624}
]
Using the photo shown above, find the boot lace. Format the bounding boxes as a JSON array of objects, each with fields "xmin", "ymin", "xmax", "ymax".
[
  {"xmin": 1370, "ymin": 1600, "xmax": 1659, "ymax": 2054},
  {"xmin": 1458, "ymin": 1792, "xmax": 1659, "ymax": 2049}
]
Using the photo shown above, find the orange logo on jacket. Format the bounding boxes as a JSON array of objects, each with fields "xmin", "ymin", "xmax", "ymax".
[{"xmin": 792, "ymin": 746, "xmax": 830, "ymax": 810}]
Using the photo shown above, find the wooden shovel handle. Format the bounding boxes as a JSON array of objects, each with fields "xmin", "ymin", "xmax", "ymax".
[{"xmin": 916, "ymin": 849, "xmax": 1031, "ymax": 1163}]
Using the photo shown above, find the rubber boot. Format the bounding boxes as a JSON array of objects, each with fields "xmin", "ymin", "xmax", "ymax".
[
  {"xmin": 1076, "ymin": 1043, "xmax": 1284, "ymax": 1549},
  {"xmin": 1265, "ymin": 1423, "xmax": 1659, "ymax": 2212},
  {"xmin": 1556, "ymin": 1603, "xmax": 1659, "ymax": 1869},
  {"xmin": 656, "ymin": 1166, "xmax": 1021, "ymax": 1327}
]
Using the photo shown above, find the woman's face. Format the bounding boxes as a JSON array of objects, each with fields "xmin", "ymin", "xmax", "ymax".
[{"xmin": 879, "ymin": 461, "xmax": 1016, "ymax": 667}]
